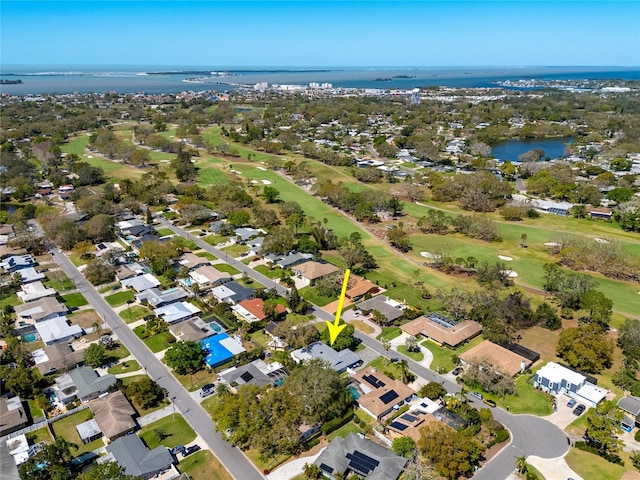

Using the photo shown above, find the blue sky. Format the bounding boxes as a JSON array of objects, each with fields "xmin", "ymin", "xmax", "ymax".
[{"xmin": 2, "ymin": 1, "xmax": 639, "ymax": 66}]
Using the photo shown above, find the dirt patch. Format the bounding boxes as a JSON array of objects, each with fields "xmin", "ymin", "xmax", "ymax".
[
  {"xmin": 69, "ymin": 310, "xmax": 102, "ymax": 329},
  {"xmin": 352, "ymin": 320, "xmax": 375, "ymax": 335}
]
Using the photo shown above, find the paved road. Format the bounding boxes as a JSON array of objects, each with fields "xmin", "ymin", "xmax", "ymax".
[
  {"xmin": 47, "ymin": 246, "xmax": 264, "ymax": 480},
  {"xmin": 160, "ymin": 219, "xmax": 569, "ymax": 480}
]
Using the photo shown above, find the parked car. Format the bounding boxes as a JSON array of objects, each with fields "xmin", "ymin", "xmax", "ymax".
[
  {"xmin": 470, "ymin": 391, "xmax": 483, "ymax": 400},
  {"xmin": 452, "ymin": 367, "xmax": 463, "ymax": 376},
  {"xmin": 483, "ymin": 398, "xmax": 497, "ymax": 407},
  {"xmin": 182, "ymin": 445, "xmax": 201, "ymax": 457},
  {"xmin": 567, "ymin": 399, "xmax": 577, "ymax": 408},
  {"xmin": 572, "ymin": 404, "xmax": 586, "ymax": 416},
  {"xmin": 352, "ymin": 311, "xmax": 362, "ymax": 318},
  {"xmin": 170, "ymin": 445, "xmax": 185, "ymax": 456},
  {"xmin": 200, "ymin": 384, "xmax": 215, "ymax": 398}
]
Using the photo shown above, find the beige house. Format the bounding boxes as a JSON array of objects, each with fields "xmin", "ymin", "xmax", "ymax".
[
  {"xmin": 351, "ymin": 367, "xmax": 414, "ymax": 420},
  {"xmin": 89, "ymin": 391, "xmax": 137, "ymax": 441},
  {"xmin": 401, "ymin": 313, "xmax": 482, "ymax": 348},
  {"xmin": 459, "ymin": 340, "xmax": 533, "ymax": 377}
]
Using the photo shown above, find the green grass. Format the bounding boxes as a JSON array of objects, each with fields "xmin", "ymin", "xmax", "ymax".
[
  {"xmin": 366, "ymin": 357, "xmax": 404, "ymax": 381},
  {"xmin": 421, "ymin": 336, "xmax": 484, "ymax": 373},
  {"xmin": 299, "ymin": 285, "xmax": 336, "ymax": 307},
  {"xmin": 376, "ymin": 326, "xmax": 403, "ymax": 342},
  {"xmin": 0, "ymin": 294, "xmax": 20, "ymax": 310},
  {"xmin": 138, "ymin": 414, "xmax": 196, "ymax": 449},
  {"xmin": 104, "ymin": 290, "xmax": 136, "ymax": 307},
  {"xmin": 27, "ymin": 398, "xmax": 44, "ymax": 420},
  {"xmin": 328, "ymin": 421, "xmax": 362, "ymax": 440},
  {"xmin": 26, "ymin": 427, "xmax": 53, "ymax": 446},
  {"xmin": 108, "ymin": 343, "xmax": 131, "ymax": 360},
  {"xmin": 397, "ymin": 345, "xmax": 424, "ymax": 361},
  {"xmin": 156, "ymin": 228, "xmax": 175, "ymax": 236},
  {"xmin": 98, "ymin": 284, "xmax": 118, "ymax": 294},
  {"xmin": 51, "ymin": 409, "xmax": 105, "ymax": 456},
  {"xmin": 178, "ymin": 450, "xmax": 233, "ymax": 480},
  {"xmin": 212, "ymin": 263, "xmax": 241, "ymax": 275},
  {"xmin": 245, "ymin": 448, "xmax": 291, "ymax": 474},
  {"xmin": 143, "ymin": 332, "xmax": 175, "ymax": 353},
  {"xmin": 62, "ymin": 136, "xmax": 145, "ymax": 180},
  {"xmin": 564, "ymin": 448, "xmax": 626, "ymax": 480},
  {"xmin": 173, "ymin": 368, "xmax": 216, "ymax": 392},
  {"xmin": 107, "ymin": 360, "xmax": 141, "ymax": 375},
  {"xmin": 250, "ymin": 330, "xmax": 271, "ymax": 349},
  {"xmin": 488, "ymin": 375, "xmax": 552, "ymax": 415},
  {"xmin": 254, "ymin": 265, "xmax": 291, "ymax": 279},
  {"xmin": 61, "ymin": 292, "xmax": 88, "ymax": 308},
  {"xmin": 44, "ymin": 275, "xmax": 75, "ymax": 291},
  {"xmin": 119, "ymin": 305, "xmax": 153, "ymax": 323},
  {"xmin": 220, "ymin": 243, "xmax": 248, "ymax": 257},
  {"xmin": 196, "ymin": 251, "xmax": 218, "ymax": 261},
  {"xmin": 67, "ymin": 252, "xmax": 88, "ymax": 267}
]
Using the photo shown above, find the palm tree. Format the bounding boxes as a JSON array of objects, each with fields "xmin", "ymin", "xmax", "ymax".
[
  {"xmin": 303, "ymin": 462, "xmax": 322, "ymax": 480},
  {"xmin": 398, "ymin": 360, "xmax": 411, "ymax": 384},
  {"xmin": 382, "ymin": 338, "xmax": 391, "ymax": 353},
  {"xmin": 215, "ymin": 382, "xmax": 231, "ymax": 397},
  {"xmin": 515, "ymin": 456, "xmax": 528, "ymax": 474}
]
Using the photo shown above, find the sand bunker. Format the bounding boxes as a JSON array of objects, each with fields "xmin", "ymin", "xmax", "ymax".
[
  {"xmin": 250, "ymin": 180, "xmax": 259, "ymax": 184},
  {"xmin": 544, "ymin": 242, "xmax": 560, "ymax": 247},
  {"xmin": 498, "ymin": 255, "xmax": 513, "ymax": 261},
  {"xmin": 594, "ymin": 237, "xmax": 609, "ymax": 244},
  {"xmin": 420, "ymin": 251, "xmax": 441, "ymax": 260},
  {"xmin": 261, "ymin": 179, "xmax": 272, "ymax": 185},
  {"xmin": 230, "ymin": 169, "xmax": 242, "ymax": 174},
  {"xmin": 502, "ymin": 270, "xmax": 519, "ymax": 278},
  {"xmin": 257, "ymin": 166, "xmax": 267, "ymax": 171},
  {"xmin": 87, "ymin": 155, "xmax": 93, "ymax": 159}
]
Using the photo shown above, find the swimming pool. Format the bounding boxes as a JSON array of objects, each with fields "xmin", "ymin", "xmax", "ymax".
[
  {"xmin": 208, "ymin": 322, "xmax": 223, "ymax": 333},
  {"xmin": 348, "ymin": 385, "xmax": 361, "ymax": 400},
  {"xmin": 23, "ymin": 332, "xmax": 38, "ymax": 343}
]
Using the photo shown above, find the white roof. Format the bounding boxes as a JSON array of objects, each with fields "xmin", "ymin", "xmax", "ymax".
[
  {"xmin": 411, "ymin": 397, "xmax": 442, "ymax": 414},
  {"xmin": 6, "ymin": 433, "xmax": 29, "ymax": 465},
  {"xmin": 17, "ymin": 281, "xmax": 56, "ymax": 302},
  {"xmin": 536, "ymin": 362, "xmax": 585, "ymax": 385},
  {"xmin": 18, "ymin": 267, "xmax": 46, "ymax": 283},
  {"xmin": 31, "ymin": 348, "xmax": 49, "ymax": 364},
  {"xmin": 154, "ymin": 301, "xmax": 201, "ymax": 324},
  {"xmin": 577, "ymin": 383, "xmax": 608, "ymax": 405},
  {"xmin": 121, "ymin": 273, "xmax": 161, "ymax": 292},
  {"xmin": 219, "ymin": 335, "xmax": 246, "ymax": 355},
  {"xmin": 35, "ymin": 316, "xmax": 83, "ymax": 344}
]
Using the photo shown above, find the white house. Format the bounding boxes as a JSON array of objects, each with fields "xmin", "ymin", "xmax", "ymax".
[{"xmin": 534, "ymin": 362, "xmax": 607, "ymax": 407}]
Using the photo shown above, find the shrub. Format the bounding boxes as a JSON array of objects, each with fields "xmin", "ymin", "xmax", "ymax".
[
  {"xmin": 321, "ymin": 411, "xmax": 354, "ymax": 435},
  {"xmin": 636, "ymin": 430, "xmax": 640, "ymax": 442}
]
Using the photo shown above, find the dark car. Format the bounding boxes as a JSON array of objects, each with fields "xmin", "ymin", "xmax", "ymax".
[
  {"xmin": 452, "ymin": 367, "xmax": 463, "ymax": 376},
  {"xmin": 572, "ymin": 404, "xmax": 586, "ymax": 416},
  {"xmin": 567, "ymin": 399, "xmax": 577, "ymax": 408},
  {"xmin": 483, "ymin": 398, "xmax": 497, "ymax": 407},
  {"xmin": 182, "ymin": 445, "xmax": 201, "ymax": 457},
  {"xmin": 170, "ymin": 445, "xmax": 185, "ymax": 456}
]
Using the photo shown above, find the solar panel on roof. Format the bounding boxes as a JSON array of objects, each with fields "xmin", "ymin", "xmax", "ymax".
[
  {"xmin": 319, "ymin": 463, "xmax": 333, "ymax": 474},
  {"xmin": 380, "ymin": 390, "xmax": 399, "ymax": 404},
  {"xmin": 362, "ymin": 374, "xmax": 385, "ymax": 388},
  {"xmin": 347, "ymin": 450, "xmax": 380, "ymax": 475},
  {"xmin": 239, "ymin": 371, "xmax": 254, "ymax": 382},
  {"xmin": 390, "ymin": 421, "xmax": 408, "ymax": 431},
  {"xmin": 401, "ymin": 413, "xmax": 417, "ymax": 423},
  {"xmin": 428, "ymin": 312, "xmax": 459, "ymax": 328}
]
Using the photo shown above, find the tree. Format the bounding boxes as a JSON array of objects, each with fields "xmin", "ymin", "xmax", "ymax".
[
  {"xmin": 83, "ymin": 214, "xmax": 116, "ymax": 242},
  {"xmin": 630, "ymin": 450, "xmax": 640, "ymax": 470},
  {"xmin": 398, "ymin": 359, "xmax": 412, "ymax": 384},
  {"xmin": 579, "ymin": 290, "xmax": 613, "ymax": 325},
  {"xmin": 138, "ymin": 240, "xmax": 181, "ymax": 275},
  {"xmin": 339, "ymin": 238, "xmax": 377, "ymax": 272},
  {"xmin": 585, "ymin": 400, "xmax": 624, "ymax": 457},
  {"xmin": 405, "ymin": 335, "xmax": 420, "ymax": 353},
  {"xmin": 19, "ymin": 438, "xmax": 75, "ymax": 480},
  {"xmin": 165, "ymin": 341, "xmax": 206, "ymax": 375},
  {"xmin": 261, "ymin": 226, "xmax": 297, "ymax": 255},
  {"xmin": 84, "ymin": 258, "xmax": 117, "ymax": 285},
  {"xmin": 84, "ymin": 343, "xmax": 108, "ymax": 368},
  {"xmin": 79, "ymin": 461, "xmax": 140, "ymax": 480},
  {"xmin": 392, "ymin": 437, "xmax": 417, "ymax": 458},
  {"xmin": 5, "ymin": 365, "xmax": 41, "ymax": 398},
  {"xmin": 227, "ymin": 209, "xmax": 251, "ymax": 227},
  {"xmin": 387, "ymin": 225, "xmax": 412, "ymax": 252},
  {"xmin": 534, "ymin": 302, "xmax": 561, "ymax": 330},
  {"xmin": 320, "ymin": 323, "xmax": 358, "ymax": 351},
  {"xmin": 263, "ymin": 186, "xmax": 280, "ymax": 203},
  {"xmin": 618, "ymin": 318, "xmax": 640, "ymax": 361},
  {"xmin": 303, "ymin": 463, "xmax": 323, "ymax": 480},
  {"xmin": 386, "ymin": 196, "xmax": 404, "ymax": 217},
  {"xmin": 125, "ymin": 376, "xmax": 165, "ymax": 409},
  {"xmin": 515, "ymin": 456, "xmax": 528, "ymax": 475},
  {"xmin": 418, "ymin": 382, "xmax": 447, "ymax": 400},
  {"xmin": 287, "ymin": 285, "xmax": 309, "ymax": 314},
  {"xmin": 417, "ymin": 210, "xmax": 451, "ymax": 234},
  {"xmin": 557, "ymin": 323, "xmax": 614, "ymax": 374}
]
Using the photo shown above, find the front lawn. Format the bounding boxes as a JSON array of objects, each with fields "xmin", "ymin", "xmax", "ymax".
[
  {"xmin": 143, "ymin": 332, "xmax": 175, "ymax": 353},
  {"xmin": 397, "ymin": 345, "xmax": 424, "ymax": 361},
  {"xmin": 44, "ymin": 273, "xmax": 75, "ymax": 291},
  {"xmin": 119, "ymin": 305, "xmax": 153, "ymax": 323},
  {"xmin": 484, "ymin": 375, "xmax": 552, "ymax": 416},
  {"xmin": 212, "ymin": 263, "xmax": 241, "ymax": 275},
  {"xmin": 564, "ymin": 448, "xmax": 626, "ymax": 480},
  {"xmin": 178, "ymin": 450, "xmax": 233, "ymax": 480},
  {"xmin": 421, "ymin": 335, "xmax": 484, "ymax": 373},
  {"xmin": 196, "ymin": 252, "xmax": 217, "ymax": 261},
  {"xmin": 254, "ymin": 265, "xmax": 290, "ymax": 279},
  {"xmin": 108, "ymin": 343, "xmax": 131, "ymax": 360},
  {"xmin": 51, "ymin": 409, "xmax": 104, "ymax": 456},
  {"xmin": 299, "ymin": 285, "xmax": 338, "ymax": 307},
  {"xmin": 105, "ymin": 290, "xmax": 136, "ymax": 307},
  {"xmin": 156, "ymin": 228, "xmax": 175, "ymax": 236},
  {"xmin": 107, "ymin": 360, "xmax": 141, "ymax": 375},
  {"xmin": 173, "ymin": 368, "xmax": 216, "ymax": 392},
  {"xmin": 351, "ymin": 320, "xmax": 375, "ymax": 335},
  {"xmin": 61, "ymin": 292, "xmax": 89, "ymax": 308},
  {"xmin": 245, "ymin": 448, "xmax": 290, "ymax": 475},
  {"xmin": 139, "ymin": 415, "xmax": 196, "ymax": 449},
  {"xmin": 220, "ymin": 243, "xmax": 248, "ymax": 257},
  {"xmin": 376, "ymin": 326, "xmax": 403, "ymax": 342}
]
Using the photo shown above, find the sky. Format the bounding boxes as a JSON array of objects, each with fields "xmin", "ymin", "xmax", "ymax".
[{"xmin": 2, "ymin": 1, "xmax": 639, "ymax": 67}]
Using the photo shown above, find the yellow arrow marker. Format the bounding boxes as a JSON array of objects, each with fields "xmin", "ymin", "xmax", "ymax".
[{"xmin": 326, "ymin": 268, "xmax": 351, "ymax": 346}]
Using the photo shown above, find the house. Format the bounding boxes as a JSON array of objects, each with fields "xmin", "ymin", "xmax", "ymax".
[
  {"xmin": 232, "ymin": 298, "xmax": 286, "ymax": 323},
  {"xmin": 345, "ymin": 275, "xmax": 380, "ymax": 301},
  {"xmin": 115, "ymin": 264, "xmax": 138, "ymax": 281},
  {"xmin": 294, "ymin": 260, "xmax": 339, "ymax": 283},
  {"xmin": 618, "ymin": 396, "xmax": 640, "ymax": 431},
  {"xmin": 15, "ymin": 297, "xmax": 68, "ymax": 323},
  {"xmin": 35, "ymin": 316, "xmax": 84, "ymax": 346},
  {"xmin": 356, "ymin": 296, "xmax": 404, "ymax": 324},
  {"xmin": 17, "ymin": 281, "xmax": 57, "ymax": 303},
  {"xmin": 201, "ymin": 333, "xmax": 246, "ymax": 368},
  {"xmin": 15, "ymin": 267, "xmax": 46, "ymax": 284},
  {"xmin": 94, "ymin": 241, "xmax": 125, "ymax": 258},
  {"xmin": 121, "ymin": 273, "xmax": 161, "ymax": 293},
  {"xmin": 132, "ymin": 233, "xmax": 162, "ymax": 249},
  {"xmin": 177, "ymin": 252, "xmax": 209, "ymax": 271},
  {"xmin": 386, "ymin": 398, "xmax": 448, "ymax": 441},
  {"xmin": 534, "ymin": 199, "xmax": 573, "ymax": 216},
  {"xmin": 58, "ymin": 184, "xmax": 75, "ymax": 199},
  {"xmin": 459, "ymin": 340, "xmax": 534, "ymax": 377},
  {"xmin": 219, "ymin": 359, "xmax": 287, "ymax": 389},
  {"xmin": 264, "ymin": 252, "xmax": 314, "ymax": 269},
  {"xmin": 31, "ymin": 343, "xmax": 85, "ymax": 375},
  {"xmin": 56, "ymin": 366, "xmax": 117, "ymax": 403},
  {"xmin": 154, "ymin": 301, "xmax": 201, "ymax": 324},
  {"xmin": 534, "ymin": 361, "xmax": 608, "ymax": 407},
  {"xmin": 76, "ymin": 419, "xmax": 102, "ymax": 444},
  {"xmin": 211, "ymin": 281, "xmax": 253, "ymax": 305},
  {"xmin": 101, "ymin": 434, "xmax": 175, "ymax": 479},
  {"xmin": 352, "ymin": 367, "xmax": 414, "ymax": 420},
  {"xmin": 136, "ymin": 287, "xmax": 188, "ymax": 308},
  {"xmin": 264, "ymin": 321, "xmax": 287, "ymax": 350},
  {"xmin": 247, "ymin": 236, "xmax": 264, "ymax": 254},
  {"xmin": 0, "ymin": 254, "xmax": 35, "ymax": 272},
  {"xmin": 586, "ymin": 205, "xmax": 613, "ymax": 220},
  {"xmin": 169, "ymin": 318, "xmax": 216, "ymax": 342},
  {"xmin": 290, "ymin": 342, "xmax": 361, "ymax": 374},
  {"xmin": 187, "ymin": 265, "xmax": 232, "ymax": 290},
  {"xmin": 234, "ymin": 227, "xmax": 262, "ymax": 243},
  {"xmin": 0, "ymin": 396, "xmax": 29, "ymax": 436},
  {"xmin": 401, "ymin": 313, "xmax": 483, "ymax": 348},
  {"xmin": 121, "ymin": 224, "xmax": 153, "ymax": 238},
  {"xmin": 89, "ymin": 391, "xmax": 137, "ymax": 441},
  {"xmin": 314, "ymin": 432, "xmax": 407, "ymax": 480}
]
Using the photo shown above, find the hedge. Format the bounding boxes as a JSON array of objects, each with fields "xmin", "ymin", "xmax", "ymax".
[{"xmin": 321, "ymin": 411, "xmax": 354, "ymax": 435}]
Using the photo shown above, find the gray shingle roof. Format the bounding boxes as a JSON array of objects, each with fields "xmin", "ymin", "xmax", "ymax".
[
  {"xmin": 105, "ymin": 434, "xmax": 173, "ymax": 477},
  {"xmin": 68, "ymin": 366, "xmax": 117, "ymax": 400},
  {"xmin": 291, "ymin": 342, "xmax": 361, "ymax": 373},
  {"xmin": 618, "ymin": 396, "xmax": 640, "ymax": 416}
]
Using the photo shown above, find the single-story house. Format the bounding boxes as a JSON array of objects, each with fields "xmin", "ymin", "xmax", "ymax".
[
  {"xmin": 401, "ymin": 313, "xmax": 483, "ymax": 348},
  {"xmin": 169, "ymin": 318, "xmax": 216, "ymax": 343},
  {"xmin": 35, "ymin": 316, "xmax": 84, "ymax": 346},
  {"xmin": 618, "ymin": 395, "xmax": 640, "ymax": 430},
  {"xmin": 586, "ymin": 205, "xmax": 613, "ymax": 220},
  {"xmin": 314, "ymin": 432, "xmax": 407, "ymax": 480},
  {"xmin": 187, "ymin": 265, "xmax": 232, "ymax": 290},
  {"xmin": 57, "ymin": 366, "xmax": 117, "ymax": 403},
  {"xmin": 136, "ymin": 287, "xmax": 188, "ymax": 308},
  {"xmin": 219, "ymin": 359, "xmax": 287, "ymax": 389},
  {"xmin": 132, "ymin": 234, "xmax": 162, "ymax": 249},
  {"xmin": 0, "ymin": 396, "xmax": 29, "ymax": 436},
  {"xmin": 0, "ymin": 254, "xmax": 35, "ymax": 272},
  {"xmin": 356, "ymin": 296, "xmax": 404, "ymax": 324},
  {"xmin": 101, "ymin": 434, "xmax": 175, "ymax": 479},
  {"xmin": 234, "ymin": 227, "xmax": 262, "ymax": 243},
  {"xmin": 264, "ymin": 252, "xmax": 314, "ymax": 269},
  {"xmin": 459, "ymin": 340, "xmax": 534, "ymax": 377},
  {"xmin": 232, "ymin": 298, "xmax": 286, "ymax": 323},
  {"xmin": 17, "ymin": 281, "xmax": 57, "ymax": 303},
  {"xmin": 89, "ymin": 391, "xmax": 137, "ymax": 441},
  {"xmin": 76, "ymin": 419, "xmax": 102, "ymax": 444},
  {"xmin": 290, "ymin": 342, "xmax": 361, "ymax": 374},
  {"xmin": 176, "ymin": 252, "xmax": 209, "ymax": 271},
  {"xmin": 201, "ymin": 333, "xmax": 246, "ymax": 368},
  {"xmin": 15, "ymin": 297, "xmax": 68, "ymax": 323},
  {"xmin": 294, "ymin": 260, "xmax": 339, "ymax": 283},
  {"xmin": 352, "ymin": 367, "xmax": 415, "ymax": 420},
  {"xmin": 534, "ymin": 361, "xmax": 608, "ymax": 407},
  {"xmin": 31, "ymin": 343, "xmax": 85, "ymax": 375},
  {"xmin": 115, "ymin": 264, "xmax": 138, "ymax": 281},
  {"xmin": 120, "ymin": 224, "xmax": 153, "ymax": 238},
  {"xmin": 121, "ymin": 273, "xmax": 161, "ymax": 293},
  {"xmin": 211, "ymin": 281, "xmax": 254, "ymax": 305},
  {"xmin": 15, "ymin": 267, "xmax": 46, "ymax": 284},
  {"xmin": 345, "ymin": 275, "xmax": 380, "ymax": 301},
  {"xmin": 386, "ymin": 400, "xmax": 446, "ymax": 441},
  {"xmin": 534, "ymin": 199, "xmax": 574, "ymax": 216},
  {"xmin": 154, "ymin": 301, "xmax": 201, "ymax": 324},
  {"xmin": 247, "ymin": 236, "xmax": 264, "ymax": 254}
]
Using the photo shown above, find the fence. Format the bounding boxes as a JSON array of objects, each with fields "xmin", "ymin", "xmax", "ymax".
[{"xmin": 4, "ymin": 404, "xmax": 90, "ymax": 440}]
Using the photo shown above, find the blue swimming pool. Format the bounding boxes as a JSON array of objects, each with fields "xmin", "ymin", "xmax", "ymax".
[
  {"xmin": 23, "ymin": 332, "xmax": 38, "ymax": 343},
  {"xmin": 348, "ymin": 385, "xmax": 361, "ymax": 400},
  {"xmin": 208, "ymin": 322, "xmax": 223, "ymax": 333}
]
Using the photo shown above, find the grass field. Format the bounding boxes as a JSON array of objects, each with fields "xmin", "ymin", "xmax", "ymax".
[
  {"xmin": 421, "ymin": 335, "xmax": 485, "ymax": 373},
  {"xmin": 62, "ymin": 136, "xmax": 145, "ymax": 180},
  {"xmin": 564, "ymin": 448, "xmax": 626, "ymax": 480},
  {"xmin": 143, "ymin": 332, "xmax": 175, "ymax": 353},
  {"xmin": 51, "ymin": 409, "xmax": 104, "ymax": 456},
  {"xmin": 489, "ymin": 374, "xmax": 552, "ymax": 415},
  {"xmin": 212, "ymin": 263, "xmax": 241, "ymax": 275},
  {"xmin": 107, "ymin": 360, "xmax": 141, "ymax": 375},
  {"xmin": 178, "ymin": 450, "xmax": 233, "ymax": 480},
  {"xmin": 104, "ymin": 290, "xmax": 136, "ymax": 307},
  {"xmin": 119, "ymin": 305, "xmax": 153, "ymax": 323},
  {"xmin": 61, "ymin": 293, "xmax": 88, "ymax": 308},
  {"xmin": 139, "ymin": 415, "xmax": 196, "ymax": 449}
]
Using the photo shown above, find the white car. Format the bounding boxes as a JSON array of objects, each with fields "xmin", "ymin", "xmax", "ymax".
[{"xmin": 352, "ymin": 311, "xmax": 362, "ymax": 318}]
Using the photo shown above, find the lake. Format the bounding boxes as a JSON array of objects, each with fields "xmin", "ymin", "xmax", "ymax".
[{"xmin": 491, "ymin": 137, "xmax": 573, "ymax": 162}]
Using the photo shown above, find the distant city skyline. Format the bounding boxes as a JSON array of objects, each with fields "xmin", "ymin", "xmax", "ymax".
[{"xmin": 2, "ymin": 1, "xmax": 639, "ymax": 67}]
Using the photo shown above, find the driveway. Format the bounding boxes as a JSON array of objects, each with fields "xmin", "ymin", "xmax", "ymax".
[{"xmin": 545, "ymin": 396, "xmax": 590, "ymax": 430}]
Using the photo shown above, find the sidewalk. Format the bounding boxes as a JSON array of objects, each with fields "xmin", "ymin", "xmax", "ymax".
[{"xmin": 527, "ymin": 454, "xmax": 584, "ymax": 480}]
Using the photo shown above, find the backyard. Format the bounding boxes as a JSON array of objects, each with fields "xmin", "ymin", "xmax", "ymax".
[{"xmin": 51, "ymin": 409, "xmax": 104, "ymax": 457}]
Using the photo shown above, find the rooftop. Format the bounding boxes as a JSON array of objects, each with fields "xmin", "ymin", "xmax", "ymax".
[
  {"xmin": 401, "ymin": 314, "xmax": 482, "ymax": 348},
  {"xmin": 460, "ymin": 340, "xmax": 533, "ymax": 376},
  {"xmin": 290, "ymin": 341, "xmax": 361, "ymax": 373}
]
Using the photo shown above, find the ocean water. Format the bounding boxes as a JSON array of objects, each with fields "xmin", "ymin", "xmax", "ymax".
[
  {"xmin": 491, "ymin": 137, "xmax": 574, "ymax": 162},
  {"xmin": 1, "ymin": 65, "xmax": 639, "ymax": 95}
]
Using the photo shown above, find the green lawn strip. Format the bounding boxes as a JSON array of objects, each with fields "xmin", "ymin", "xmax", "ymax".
[
  {"xmin": 51, "ymin": 409, "xmax": 105, "ymax": 457},
  {"xmin": 376, "ymin": 326, "xmax": 403, "ymax": 342},
  {"xmin": 245, "ymin": 448, "xmax": 291, "ymax": 474},
  {"xmin": 195, "ymin": 251, "xmax": 217, "ymax": 261},
  {"xmin": 420, "ymin": 335, "xmax": 485, "ymax": 372},
  {"xmin": 204, "ymin": 235, "xmax": 231, "ymax": 247},
  {"xmin": 487, "ymin": 375, "xmax": 552, "ymax": 415},
  {"xmin": 61, "ymin": 292, "xmax": 88, "ymax": 308},
  {"xmin": 366, "ymin": 357, "xmax": 402, "ymax": 380},
  {"xmin": 143, "ymin": 332, "xmax": 175, "ymax": 353},
  {"xmin": 27, "ymin": 427, "xmax": 53, "ymax": 445},
  {"xmin": 564, "ymin": 448, "xmax": 626, "ymax": 480},
  {"xmin": 212, "ymin": 263, "xmax": 241, "ymax": 275},
  {"xmin": 178, "ymin": 450, "xmax": 233, "ymax": 480},
  {"xmin": 98, "ymin": 284, "xmax": 119, "ymax": 294},
  {"xmin": 107, "ymin": 360, "xmax": 141, "ymax": 375},
  {"xmin": 250, "ymin": 330, "xmax": 271, "ymax": 349},
  {"xmin": 173, "ymin": 368, "xmax": 216, "ymax": 392},
  {"xmin": 44, "ymin": 275, "xmax": 75, "ymax": 291},
  {"xmin": 220, "ymin": 243, "xmax": 248, "ymax": 257},
  {"xmin": 299, "ymin": 285, "xmax": 335, "ymax": 307},
  {"xmin": 139, "ymin": 414, "xmax": 196, "ymax": 449},
  {"xmin": 156, "ymin": 228, "xmax": 175, "ymax": 236},
  {"xmin": 27, "ymin": 398, "xmax": 44, "ymax": 420},
  {"xmin": 396, "ymin": 345, "xmax": 424, "ymax": 361},
  {"xmin": 327, "ymin": 421, "xmax": 362, "ymax": 440},
  {"xmin": 119, "ymin": 305, "xmax": 153, "ymax": 323},
  {"xmin": 254, "ymin": 265, "xmax": 285, "ymax": 279},
  {"xmin": 105, "ymin": 290, "xmax": 136, "ymax": 307}
]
